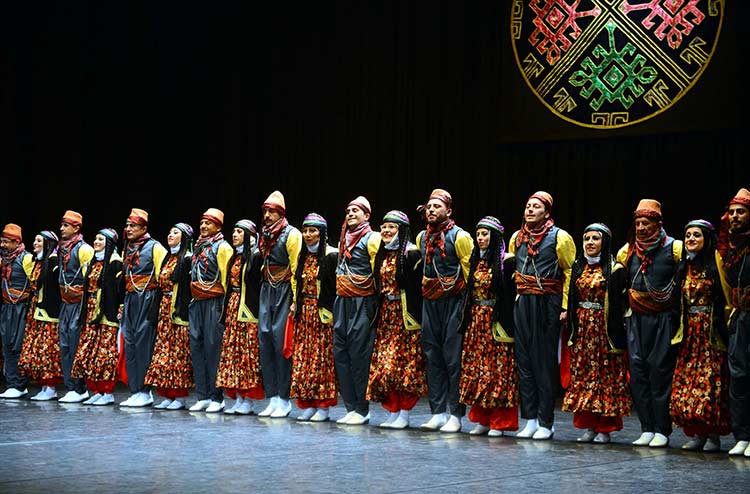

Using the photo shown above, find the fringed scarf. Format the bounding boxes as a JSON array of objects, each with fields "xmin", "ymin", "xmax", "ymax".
[
  {"xmin": 124, "ymin": 233, "xmax": 151, "ymax": 271},
  {"xmin": 339, "ymin": 221, "xmax": 371, "ymax": 260},
  {"xmin": 515, "ymin": 218, "xmax": 554, "ymax": 257},
  {"xmin": 424, "ymin": 219, "xmax": 455, "ymax": 264},
  {"xmin": 259, "ymin": 217, "xmax": 288, "ymax": 259},
  {"xmin": 630, "ymin": 227, "xmax": 667, "ymax": 272},
  {"xmin": 193, "ymin": 232, "xmax": 224, "ymax": 271},
  {"xmin": 57, "ymin": 233, "xmax": 83, "ymax": 272},
  {"xmin": 1, "ymin": 242, "xmax": 25, "ymax": 281}
]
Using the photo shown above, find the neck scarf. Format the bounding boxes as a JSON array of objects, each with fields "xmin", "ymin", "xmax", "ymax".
[
  {"xmin": 584, "ymin": 254, "xmax": 601, "ymax": 265},
  {"xmin": 384, "ymin": 235, "xmax": 400, "ymax": 251},
  {"xmin": 1, "ymin": 242, "xmax": 25, "ymax": 281},
  {"xmin": 515, "ymin": 218, "xmax": 554, "ymax": 257},
  {"xmin": 194, "ymin": 232, "xmax": 224, "ymax": 271},
  {"xmin": 339, "ymin": 221, "xmax": 371, "ymax": 260},
  {"xmin": 306, "ymin": 241, "xmax": 319, "ymax": 253},
  {"xmin": 57, "ymin": 233, "xmax": 83, "ymax": 271},
  {"xmin": 124, "ymin": 233, "xmax": 151, "ymax": 271},
  {"xmin": 95, "ymin": 250, "xmax": 105, "ymax": 261},
  {"xmin": 259, "ymin": 217, "xmax": 288, "ymax": 259},
  {"xmin": 424, "ymin": 218, "xmax": 455, "ymax": 264},
  {"xmin": 718, "ymin": 212, "xmax": 750, "ymax": 269},
  {"xmin": 632, "ymin": 226, "xmax": 666, "ymax": 271}
]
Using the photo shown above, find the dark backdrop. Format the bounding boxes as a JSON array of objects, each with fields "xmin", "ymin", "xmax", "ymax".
[{"xmin": 2, "ymin": 0, "xmax": 748, "ymax": 249}]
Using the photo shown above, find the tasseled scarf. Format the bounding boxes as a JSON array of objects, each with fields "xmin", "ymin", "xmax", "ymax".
[{"xmin": 424, "ymin": 219, "xmax": 455, "ymax": 264}]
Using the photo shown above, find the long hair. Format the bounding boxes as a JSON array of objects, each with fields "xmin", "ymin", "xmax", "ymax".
[
  {"xmin": 171, "ymin": 226, "xmax": 194, "ymax": 283},
  {"xmin": 467, "ymin": 226, "xmax": 505, "ymax": 295},
  {"xmin": 569, "ymin": 223, "xmax": 613, "ymax": 306},
  {"xmin": 95, "ymin": 229, "xmax": 119, "ymax": 289},
  {"xmin": 675, "ymin": 220, "xmax": 720, "ymax": 291},
  {"xmin": 296, "ymin": 224, "xmax": 330, "ymax": 287},
  {"xmin": 373, "ymin": 222, "xmax": 412, "ymax": 288},
  {"xmin": 38, "ymin": 231, "xmax": 59, "ymax": 286}
]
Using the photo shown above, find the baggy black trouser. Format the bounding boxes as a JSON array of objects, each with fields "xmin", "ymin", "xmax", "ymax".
[
  {"xmin": 625, "ymin": 310, "xmax": 677, "ymax": 435},
  {"xmin": 258, "ymin": 281, "xmax": 293, "ymax": 400},
  {"xmin": 513, "ymin": 293, "xmax": 561, "ymax": 429},
  {"xmin": 58, "ymin": 302, "xmax": 86, "ymax": 393},
  {"xmin": 189, "ymin": 297, "xmax": 226, "ymax": 402},
  {"xmin": 121, "ymin": 290, "xmax": 158, "ymax": 394},
  {"xmin": 0, "ymin": 303, "xmax": 29, "ymax": 390},
  {"xmin": 728, "ymin": 310, "xmax": 750, "ymax": 441}
]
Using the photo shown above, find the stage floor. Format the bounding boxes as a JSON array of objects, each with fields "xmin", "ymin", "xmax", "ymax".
[{"xmin": 0, "ymin": 385, "xmax": 747, "ymax": 493}]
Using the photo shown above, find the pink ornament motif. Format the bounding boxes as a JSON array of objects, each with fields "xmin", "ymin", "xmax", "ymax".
[{"xmin": 622, "ymin": 0, "xmax": 705, "ymax": 50}]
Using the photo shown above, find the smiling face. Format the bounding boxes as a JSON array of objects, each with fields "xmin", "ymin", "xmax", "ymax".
[
  {"xmin": 167, "ymin": 227, "xmax": 182, "ymax": 249},
  {"xmin": 93, "ymin": 234, "xmax": 107, "ymax": 253},
  {"xmin": 199, "ymin": 218, "xmax": 220, "ymax": 239},
  {"xmin": 380, "ymin": 222, "xmax": 399, "ymax": 243},
  {"xmin": 583, "ymin": 230, "xmax": 603, "ymax": 257},
  {"xmin": 684, "ymin": 227, "xmax": 705, "ymax": 254},
  {"xmin": 345, "ymin": 205, "xmax": 368, "ymax": 230},
  {"xmin": 33, "ymin": 235, "xmax": 44, "ymax": 255}
]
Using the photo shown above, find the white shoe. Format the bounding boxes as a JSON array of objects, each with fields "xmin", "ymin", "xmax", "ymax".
[
  {"xmin": 729, "ymin": 440, "xmax": 750, "ymax": 455},
  {"xmin": 83, "ymin": 393, "xmax": 102, "ymax": 405},
  {"xmin": 487, "ymin": 429, "xmax": 504, "ymax": 437},
  {"xmin": 271, "ymin": 398, "xmax": 292, "ymax": 418},
  {"xmin": 682, "ymin": 436, "xmax": 707, "ymax": 451},
  {"xmin": 439, "ymin": 415, "xmax": 462, "ymax": 433},
  {"xmin": 119, "ymin": 394, "xmax": 137, "ymax": 407},
  {"xmin": 469, "ymin": 424, "xmax": 490, "ymax": 436},
  {"xmin": 59, "ymin": 390, "xmax": 83, "ymax": 403},
  {"xmin": 189, "ymin": 399, "xmax": 211, "ymax": 412},
  {"xmin": 532, "ymin": 426, "xmax": 554, "ymax": 440},
  {"xmin": 205, "ymin": 400, "xmax": 225, "ymax": 413},
  {"xmin": 703, "ymin": 436, "xmax": 720, "ymax": 452},
  {"xmin": 593, "ymin": 432, "xmax": 611, "ymax": 444},
  {"xmin": 632, "ymin": 432, "xmax": 655, "ymax": 446},
  {"xmin": 31, "ymin": 387, "xmax": 55, "ymax": 401},
  {"xmin": 310, "ymin": 408, "xmax": 330, "ymax": 422},
  {"xmin": 154, "ymin": 399, "xmax": 173, "ymax": 410},
  {"xmin": 167, "ymin": 398, "xmax": 186, "ymax": 410},
  {"xmin": 648, "ymin": 433, "xmax": 669, "ymax": 448},
  {"xmin": 346, "ymin": 412, "xmax": 371, "ymax": 425},
  {"xmin": 297, "ymin": 408, "xmax": 317, "ymax": 421},
  {"xmin": 131, "ymin": 391, "xmax": 153, "ymax": 407},
  {"xmin": 516, "ymin": 419, "xmax": 539, "ymax": 438},
  {"xmin": 379, "ymin": 411, "xmax": 400, "ymax": 428},
  {"xmin": 93, "ymin": 394, "xmax": 114, "ymax": 406},
  {"xmin": 235, "ymin": 399, "xmax": 254, "ymax": 415},
  {"xmin": 225, "ymin": 397, "xmax": 243, "ymax": 415},
  {"xmin": 389, "ymin": 410, "xmax": 410, "ymax": 430},
  {"xmin": 336, "ymin": 411, "xmax": 356, "ymax": 424},
  {"xmin": 419, "ymin": 413, "xmax": 449, "ymax": 431},
  {"xmin": 258, "ymin": 399, "xmax": 277, "ymax": 417},
  {"xmin": 577, "ymin": 429, "xmax": 597, "ymax": 443},
  {"xmin": 0, "ymin": 388, "xmax": 28, "ymax": 399}
]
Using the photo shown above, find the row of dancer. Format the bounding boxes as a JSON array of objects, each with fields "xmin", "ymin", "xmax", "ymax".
[{"xmin": 1, "ymin": 188, "xmax": 749, "ymax": 457}]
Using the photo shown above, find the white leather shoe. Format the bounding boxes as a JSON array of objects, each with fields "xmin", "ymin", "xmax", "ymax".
[
  {"xmin": 224, "ymin": 397, "xmax": 243, "ymax": 415},
  {"xmin": 648, "ymin": 433, "xmax": 669, "ymax": 448},
  {"xmin": 119, "ymin": 394, "xmax": 137, "ymax": 407},
  {"xmin": 532, "ymin": 426, "xmax": 554, "ymax": 440},
  {"xmin": 346, "ymin": 412, "xmax": 371, "ymax": 425},
  {"xmin": 516, "ymin": 419, "xmax": 539, "ymax": 438},
  {"xmin": 681, "ymin": 436, "xmax": 707, "ymax": 451},
  {"xmin": 728, "ymin": 440, "xmax": 749, "ymax": 455},
  {"xmin": 59, "ymin": 391, "xmax": 82, "ymax": 403},
  {"xmin": 235, "ymin": 399, "xmax": 254, "ymax": 415},
  {"xmin": 577, "ymin": 429, "xmax": 597, "ymax": 443},
  {"xmin": 31, "ymin": 387, "xmax": 55, "ymax": 401},
  {"xmin": 93, "ymin": 394, "xmax": 114, "ymax": 406},
  {"xmin": 593, "ymin": 432, "xmax": 611, "ymax": 444},
  {"xmin": 702, "ymin": 436, "xmax": 720, "ymax": 452},
  {"xmin": 0, "ymin": 388, "xmax": 28, "ymax": 399},
  {"xmin": 188, "ymin": 399, "xmax": 211, "ymax": 412},
  {"xmin": 379, "ymin": 411, "xmax": 400, "ymax": 428},
  {"xmin": 297, "ymin": 408, "xmax": 317, "ymax": 421},
  {"xmin": 167, "ymin": 398, "xmax": 186, "ymax": 410},
  {"xmin": 632, "ymin": 432, "xmax": 655, "ymax": 446},
  {"xmin": 439, "ymin": 415, "xmax": 462, "ymax": 433},
  {"xmin": 487, "ymin": 429, "xmax": 504, "ymax": 437},
  {"xmin": 389, "ymin": 410, "xmax": 410, "ymax": 430},
  {"xmin": 128, "ymin": 391, "xmax": 153, "ymax": 408},
  {"xmin": 83, "ymin": 393, "xmax": 102, "ymax": 405},
  {"xmin": 205, "ymin": 400, "xmax": 225, "ymax": 413},
  {"xmin": 336, "ymin": 411, "xmax": 356, "ymax": 424},
  {"xmin": 419, "ymin": 413, "xmax": 448, "ymax": 431},
  {"xmin": 154, "ymin": 399, "xmax": 173, "ymax": 409},
  {"xmin": 258, "ymin": 399, "xmax": 277, "ymax": 417},
  {"xmin": 469, "ymin": 424, "xmax": 490, "ymax": 436},
  {"xmin": 271, "ymin": 399, "xmax": 292, "ymax": 418},
  {"xmin": 310, "ymin": 408, "xmax": 330, "ymax": 422}
]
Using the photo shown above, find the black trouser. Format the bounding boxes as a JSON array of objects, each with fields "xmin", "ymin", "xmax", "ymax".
[
  {"xmin": 121, "ymin": 290, "xmax": 158, "ymax": 394},
  {"xmin": 0, "ymin": 303, "xmax": 29, "ymax": 390},
  {"xmin": 189, "ymin": 297, "xmax": 225, "ymax": 402},
  {"xmin": 258, "ymin": 282, "xmax": 292, "ymax": 400},
  {"xmin": 728, "ymin": 310, "xmax": 750, "ymax": 441}
]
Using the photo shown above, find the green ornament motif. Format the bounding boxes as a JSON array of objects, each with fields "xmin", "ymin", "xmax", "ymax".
[{"xmin": 510, "ymin": 0, "xmax": 724, "ymax": 129}]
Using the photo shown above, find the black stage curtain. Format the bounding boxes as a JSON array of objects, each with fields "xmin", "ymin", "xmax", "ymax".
[{"xmin": 2, "ymin": 0, "xmax": 748, "ymax": 247}]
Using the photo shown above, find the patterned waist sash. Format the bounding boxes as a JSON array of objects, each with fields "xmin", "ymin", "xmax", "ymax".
[
  {"xmin": 60, "ymin": 284, "xmax": 84, "ymax": 304},
  {"xmin": 421, "ymin": 275, "xmax": 466, "ymax": 300},
  {"xmin": 263, "ymin": 264, "xmax": 292, "ymax": 284},
  {"xmin": 628, "ymin": 288, "xmax": 677, "ymax": 314},
  {"xmin": 190, "ymin": 281, "xmax": 225, "ymax": 300},
  {"xmin": 2, "ymin": 285, "xmax": 31, "ymax": 304},
  {"xmin": 126, "ymin": 274, "xmax": 157, "ymax": 293},
  {"xmin": 515, "ymin": 273, "xmax": 562, "ymax": 295},
  {"xmin": 729, "ymin": 287, "xmax": 750, "ymax": 311},
  {"xmin": 336, "ymin": 274, "xmax": 375, "ymax": 297}
]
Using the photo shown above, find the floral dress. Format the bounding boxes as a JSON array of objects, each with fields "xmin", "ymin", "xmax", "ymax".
[
  {"xmin": 18, "ymin": 262, "xmax": 62, "ymax": 384},
  {"xmin": 216, "ymin": 256, "xmax": 264, "ymax": 397},
  {"xmin": 367, "ymin": 252, "xmax": 427, "ymax": 406},
  {"xmin": 289, "ymin": 254, "xmax": 338, "ymax": 405},
  {"xmin": 144, "ymin": 255, "xmax": 194, "ymax": 391},
  {"xmin": 562, "ymin": 264, "xmax": 630, "ymax": 418},
  {"xmin": 670, "ymin": 264, "xmax": 730, "ymax": 434}
]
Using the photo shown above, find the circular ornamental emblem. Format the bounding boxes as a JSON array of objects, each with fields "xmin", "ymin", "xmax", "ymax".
[{"xmin": 510, "ymin": 1, "xmax": 724, "ymax": 129}]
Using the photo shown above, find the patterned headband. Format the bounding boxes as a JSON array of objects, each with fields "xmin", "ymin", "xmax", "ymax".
[
  {"xmin": 584, "ymin": 222, "xmax": 611, "ymax": 238},
  {"xmin": 40, "ymin": 230, "xmax": 59, "ymax": 243},
  {"xmin": 382, "ymin": 210, "xmax": 410, "ymax": 226},
  {"xmin": 174, "ymin": 222, "xmax": 194, "ymax": 239},
  {"xmin": 235, "ymin": 219, "xmax": 257, "ymax": 235},
  {"xmin": 302, "ymin": 213, "xmax": 327, "ymax": 229},
  {"xmin": 476, "ymin": 216, "xmax": 504, "ymax": 235},
  {"xmin": 684, "ymin": 219, "xmax": 715, "ymax": 232},
  {"xmin": 98, "ymin": 228, "xmax": 119, "ymax": 244}
]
